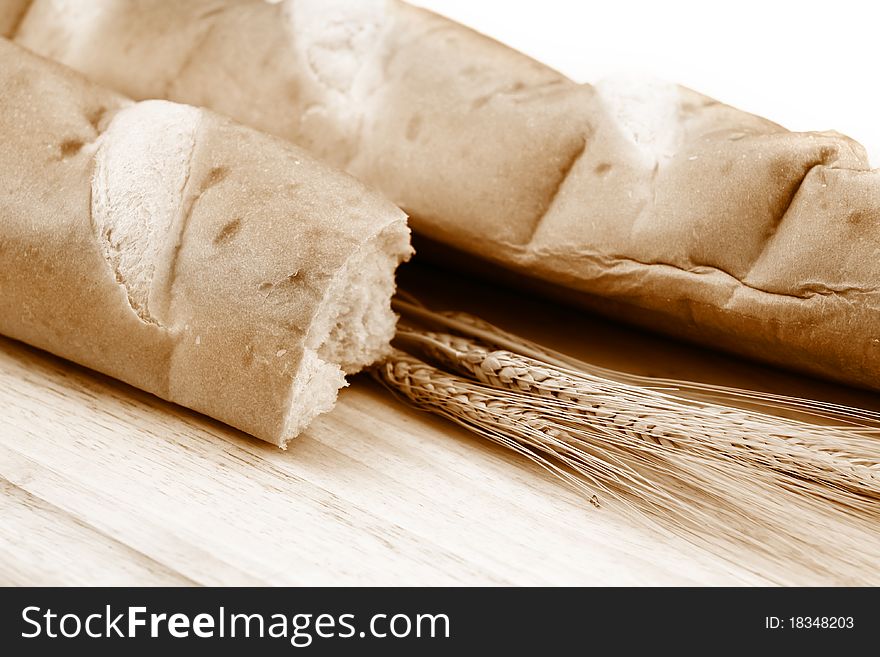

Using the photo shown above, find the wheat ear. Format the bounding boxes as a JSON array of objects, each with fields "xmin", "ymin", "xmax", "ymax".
[
  {"xmin": 397, "ymin": 329, "xmax": 880, "ymax": 508},
  {"xmin": 373, "ymin": 298, "xmax": 880, "ymax": 583}
]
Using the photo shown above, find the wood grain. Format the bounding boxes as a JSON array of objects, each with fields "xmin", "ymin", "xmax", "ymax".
[{"xmin": 2, "ymin": 263, "xmax": 877, "ymax": 585}]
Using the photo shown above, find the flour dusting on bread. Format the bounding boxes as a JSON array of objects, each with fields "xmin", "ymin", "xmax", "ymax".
[
  {"xmin": 92, "ymin": 100, "xmax": 200, "ymax": 325},
  {"xmin": 284, "ymin": 0, "xmax": 388, "ymax": 101},
  {"xmin": 596, "ymin": 76, "xmax": 683, "ymax": 167}
]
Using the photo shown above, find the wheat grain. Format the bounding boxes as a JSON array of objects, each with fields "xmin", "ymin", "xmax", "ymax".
[
  {"xmin": 396, "ymin": 298, "xmax": 880, "ymax": 429},
  {"xmin": 397, "ymin": 328, "xmax": 880, "ymax": 506},
  {"xmin": 374, "ymin": 298, "xmax": 880, "ymax": 583},
  {"xmin": 373, "ymin": 350, "xmax": 880, "ymax": 583}
]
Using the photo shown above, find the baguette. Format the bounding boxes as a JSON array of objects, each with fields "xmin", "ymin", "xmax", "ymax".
[
  {"xmin": 0, "ymin": 39, "xmax": 411, "ymax": 446},
  {"xmin": 12, "ymin": 1, "xmax": 880, "ymax": 390}
]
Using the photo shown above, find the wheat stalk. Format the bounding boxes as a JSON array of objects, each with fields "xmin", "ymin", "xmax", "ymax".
[
  {"xmin": 398, "ymin": 329, "xmax": 880, "ymax": 506},
  {"xmin": 409, "ymin": 301, "xmax": 880, "ymax": 430},
  {"xmin": 373, "ymin": 297, "xmax": 880, "ymax": 584}
]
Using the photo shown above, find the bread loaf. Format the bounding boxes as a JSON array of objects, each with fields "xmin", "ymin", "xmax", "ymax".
[
  {"xmin": 0, "ymin": 38, "xmax": 411, "ymax": 445},
  {"xmin": 12, "ymin": 1, "xmax": 880, "ymax": 390}
]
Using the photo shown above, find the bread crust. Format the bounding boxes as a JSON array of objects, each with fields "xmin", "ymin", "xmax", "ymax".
[
  {"xmin": 0, "ymin": 40, "xmax": 410, "ymax": 444},
  {"xmin": 13, "ymin": 1, "xmax": 880, "ymax": 389}
]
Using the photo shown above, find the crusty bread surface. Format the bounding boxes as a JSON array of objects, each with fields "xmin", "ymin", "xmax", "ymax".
[
  {"xmin": 0, "ymin": 38, "xmax": 411, "ymax": 445},
  {"xmin": 11, "ymin": 0, "xmax": 880, "ymax": 390}
]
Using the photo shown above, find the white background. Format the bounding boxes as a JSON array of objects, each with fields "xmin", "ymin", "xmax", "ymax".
[{"xmin": 412, "ymin": 0, "xmax": 879, "ymax": 165}]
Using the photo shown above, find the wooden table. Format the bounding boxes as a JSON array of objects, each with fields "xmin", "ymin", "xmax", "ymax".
[{"xmin": 3, "ymin": 263, "xmax": 878, "ymax": 585}]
